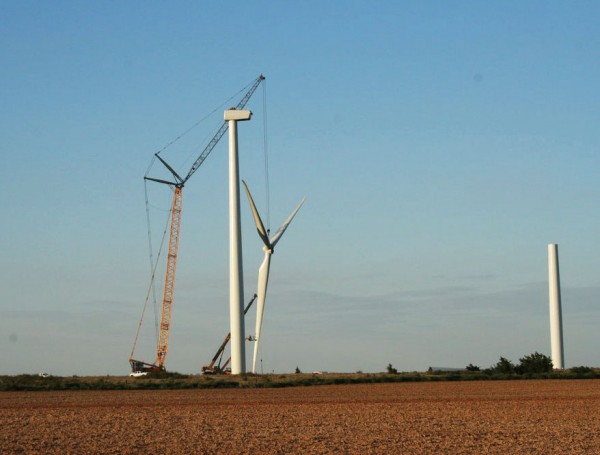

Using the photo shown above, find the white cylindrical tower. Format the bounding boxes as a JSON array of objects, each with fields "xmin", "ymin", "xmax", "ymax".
[
  {"xmin": 225, "ymin": 108, "xmax": 252, "ymax": 374},
  {"xmin": 548, "ymin": 243, "xmax": 564, "ymax": 369}
]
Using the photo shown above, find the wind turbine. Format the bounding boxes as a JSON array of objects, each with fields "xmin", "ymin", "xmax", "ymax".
[{"xmin": 242, "ymin": 180, "xmax": 305, "ymax": 373}]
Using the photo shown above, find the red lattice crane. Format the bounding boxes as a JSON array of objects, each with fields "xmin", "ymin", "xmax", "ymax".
[{"xmin": 129, "ymin": 75, "xmax": 265, "ymax": 373}]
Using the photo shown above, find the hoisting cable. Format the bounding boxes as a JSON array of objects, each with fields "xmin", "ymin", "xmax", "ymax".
[
  {"xmin": 260, "ymin": 79, "xmax": 270, "ymax": 372},
  {"xmin": 144, "ymin": 179, "xmax": 160, "ymax": 343},
  {"xmin": 135, "ymin": 75, "xmax": 264, "ymax": 360},
  {"xmin": 262, "ymin": 79, "xmax": 271, "ymax": 232}
]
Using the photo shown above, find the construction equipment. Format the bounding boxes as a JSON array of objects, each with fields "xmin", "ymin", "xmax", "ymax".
[
  {"xmin": 129, "ymin": 75, "xmax": 265, "ymax": 373},
  {"xmin": 201, "ymin": 294, "xmax": 257, "ymax": 374}
]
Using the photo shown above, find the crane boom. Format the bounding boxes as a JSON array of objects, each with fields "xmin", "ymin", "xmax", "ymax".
[
  {"xmin": 130, "ymin": 75, "xmax": 265, "ymax": 373},
  {"xmin": 183, "ymin": 74, "xmax": 265, "ymax": 183},
  {"xmin": 201, "ymin": 294, "xmax": 257, "ymax": 374},
  {"xmin": 154, "ymin": 187, "xmax": 183, "ymax": 369}
]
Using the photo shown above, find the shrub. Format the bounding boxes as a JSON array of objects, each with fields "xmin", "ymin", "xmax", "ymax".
[
  {"xmin": 517, "ymin": 352, "xmax": 553, "ymax": 374},
  {"xmin": 492, "ymin": 357, "xmax": 515, "ymax": 374},
  {"xmin": 570, "ymin": 366, "xmax": 592, "ymax": 374},
  {"xmin": 466, "ymin": 363, "xmax": 480, "ymax": 371}
]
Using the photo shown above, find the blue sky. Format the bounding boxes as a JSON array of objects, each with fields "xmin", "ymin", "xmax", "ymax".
[{"xmin": 1, "ymin": 1, "xmax": 599, "ymax": 375}]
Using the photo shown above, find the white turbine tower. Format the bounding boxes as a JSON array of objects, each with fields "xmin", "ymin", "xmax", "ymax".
[
  {"xmin": 548, "ymin": 243, "xmax": 564, "ymax": 369},
  {"xmin": 225, "ymin": 108, "xmax": 252, "ymax": 375},
  {"xmin": 242, "ymin": 180, "xmax": 304, "ymax": 374}
]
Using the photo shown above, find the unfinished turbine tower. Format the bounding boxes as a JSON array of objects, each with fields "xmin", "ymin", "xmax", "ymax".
[
  {"xmin": 225, "ymin": 108, "xmax": 253, "ymax": 374},
  {"xmin": 547, "ymin": 243, "xmax": 564, "ymax": 369}
]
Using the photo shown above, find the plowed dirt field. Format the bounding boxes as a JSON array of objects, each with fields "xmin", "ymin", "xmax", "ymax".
[{"xmin": 1, "ymin": 379, "xmax": 599, "ymax": 453}]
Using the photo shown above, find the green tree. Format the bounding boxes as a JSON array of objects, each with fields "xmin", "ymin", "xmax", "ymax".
[
  {"xmin": 466, "ymin": 363, "xmax": 480, "ymax": 371},
  {"xmin": 518, "ymin": 352, "xmax": 553, "ymax": 374},
  {"xmin": 295, "ymin": 366, "xmax": 302, "ymax": 374},
  {"xmin": 386, "ymin": 363, "xmax": 398, "ymax": 374},
  {"xmin": 492, "ymin": 357, "xmax": 515, "ymax": 374}
]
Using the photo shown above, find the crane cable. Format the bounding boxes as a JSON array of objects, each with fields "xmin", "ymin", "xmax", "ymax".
[
  {"xmin": 134, "ymin": 75, "xmax": 268, "ymax": 360},
  {"xmin": 130, "ymin": 184, "xmax": 173, "ymax": 359},
  {"xmin": 153, "ymin": 78, "xmax": 263, "ymax": 159},
  {"xmin": 262, "ymin": 80, "xmax": 271, "ymax": 232},
  {"xmin": 143, "ymin": 152, "xmax": 167, "ymax": 343},
  {"xmin": 144, "ymin": 179, "xmax": 160, "ymax": 343},
  {"xmin": 259, "ymin": 80, "xmax": 270, "ymax": 371}
]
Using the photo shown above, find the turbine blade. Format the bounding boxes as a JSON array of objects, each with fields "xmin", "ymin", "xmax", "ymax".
[
  {"xmin": 270, "ymin": 197, "xmax": 305, "ymax": 247},
  {"xmin": 242, "ymin": 180, "xmax": 271, "ymax": 248},
  {"xmin": 252, "ymin": 252, "xmax": 271, "ymax": 373}
]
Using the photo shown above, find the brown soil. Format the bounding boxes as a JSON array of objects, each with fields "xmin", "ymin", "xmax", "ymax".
[{"xmin": 1, "ymin": 380, "xmax": 599, "ymax": 454}]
